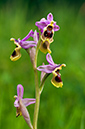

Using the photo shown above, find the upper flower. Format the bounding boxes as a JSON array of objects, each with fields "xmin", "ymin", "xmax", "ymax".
[
  {"xmin": 10, "ymin": 30, "xmax": 39, "ymax": 61},
  {"xmin": 35, "ymin": 13, "xmax": 60, "ymax": 54},
  {"xmin": 37, "ymin": 53, "xmax": 66, "ymax": 88},
  {"xmin": 35, "ymin": 13, "xmax": 60, "ymax": 32},
  {"xmin": 14, "ymin": 84, "xmax": 36, "ymax": 117}
]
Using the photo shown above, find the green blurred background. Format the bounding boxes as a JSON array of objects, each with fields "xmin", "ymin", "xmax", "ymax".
[{"xmin": 0, "ymin": 0, "xmax": 85, "ymax": 129}]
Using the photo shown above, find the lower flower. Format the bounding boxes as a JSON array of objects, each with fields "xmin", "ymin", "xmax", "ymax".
[
  {"xmin": 14, "ymin": 84, "xmax": 35, "ymax": 129},
  {"xmin": 14, "ymin": 84, "xmax": 36, "ymax": 117}
]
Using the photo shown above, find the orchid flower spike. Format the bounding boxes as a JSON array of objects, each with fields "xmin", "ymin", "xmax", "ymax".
[
  {"xmin": 14, "ymin": 84, "xmax": 36, "ymax": 117},
  {"xmin": 37, "ymin": 53, "xmax": 66, "ymax": 88},
  {"xmin": 10, "ymin": 30, "xmax": 39, "ymax": 61}
]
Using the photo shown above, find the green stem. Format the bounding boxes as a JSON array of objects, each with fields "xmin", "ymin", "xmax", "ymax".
[
  {"xmin": 33, "ymin": 31, "xmax": 41, "ymax": 129},
  {"xmin": 33, "ymin": 68, "xmax": 40, "ymax": 129},
  {"xmin": 39, "ymin": 73, "xmax": 50, "ymax": 94}
]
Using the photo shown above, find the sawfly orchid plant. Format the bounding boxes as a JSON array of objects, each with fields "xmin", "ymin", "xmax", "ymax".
[{"xmin": 10, "ymin": 13, "xmax": 66, "ymax": 129}]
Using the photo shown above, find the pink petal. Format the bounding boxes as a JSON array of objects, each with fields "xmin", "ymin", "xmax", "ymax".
[
  {"xmin": 14, "ymin": 99, "xmax": 19, "ymax": 107},
  {"xmin": 17, "ymin": 84, "xmax": 24, "ymax": 98},
  {"xmin": 22, "ymin": 30, "xmax": 34, "ymax": 41},
  {"xmin": 54, "ymin": 24, "xmax": 60, "ymax": 31},
  {"xmin": 46, "ymin": 53, "xmax": 55, "ymax": 65},
  {"xmin": 20, "ymin": 41, "xmax": 37, "ymax": 49},
  {"xmin": 37, "ymin": 64, "xmax": 56, "ymax": 73},
  {"xmin": 34, "ymin": 30, "xmax": 38, "ymax": 43},
  {"xmin": 22, "ymin": 98, "xmax": 36, "ymax": 107},
  {"xmin": 47, "ymin": 13, "xmax": 53, "ymax": 21},
  {"xmin": 35, "ymin": 21, "xmax": 47, "ymax": 29},
  {"xmin": 19, "ymin": 99, "xmax": 33, "ymax": 129}
]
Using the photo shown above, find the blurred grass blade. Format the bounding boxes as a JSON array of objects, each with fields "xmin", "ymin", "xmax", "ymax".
[{"xmin": 80, "ymin": 111, "xmax": 85, "ymax": 129}]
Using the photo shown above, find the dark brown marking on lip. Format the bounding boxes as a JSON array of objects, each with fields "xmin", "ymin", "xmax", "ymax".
[{"xmin": 12, "ymin": 50, "xmax": 16, "ymax": 57}]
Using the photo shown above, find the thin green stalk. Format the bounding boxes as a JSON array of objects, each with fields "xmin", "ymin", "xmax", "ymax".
[
  {"xmin": 33, "ymin": 31, "xmax": 41, "ymax": 129},
  {"xmin": 33, "ymin": 68, "xmax": 40, "ymax": 129},
  {"xmin": 39, "ymin": 73, "xmax": 50, "ymax": 94}
]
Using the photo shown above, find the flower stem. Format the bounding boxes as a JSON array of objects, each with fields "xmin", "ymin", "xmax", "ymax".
[
  {"xmin": 33, "ymin": 31, "xmax": 41, "ymax": 129},
  {"xmin": 39, "ymin": 73, "xmax": 50, "ymax": 94},
  {"xmin": 33, "ymin": 68, "xmax": 40, "ymax": 129}
]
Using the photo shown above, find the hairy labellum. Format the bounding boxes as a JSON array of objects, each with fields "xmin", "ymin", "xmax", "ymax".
[
  {"xmin": 44, "ymin": 25, "xmax": 53, "ymax": 38},
  {"xmin": 55, "ymin": 74, "xmax": 62, "ymax": 82},
  {"xmin": 12, "ymin": 50, "xmax": 16, "ymax": 57}
]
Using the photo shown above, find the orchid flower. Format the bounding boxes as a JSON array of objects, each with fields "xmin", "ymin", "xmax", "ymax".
[
  {"xmin": 37, "ymin": 53, "xmax": 66, "ymax": 88},
  {"xmin": 14, "ymin": 84, "xmax": 36, "ymax": 117},
  {"xmin": 10, "ymin": 41, "xmax": 21, "ymax": 61},
  {"xmin": 35, "ymin": 13, "xmax": 60, "ymax": 54},
  {"xmin": 10, "ymin": 30, "xmax": 39, "ymax": 61},
  {"xmin": 35, "ymin": 13, "xmax": 60, "ymax": 32}
]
